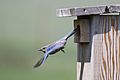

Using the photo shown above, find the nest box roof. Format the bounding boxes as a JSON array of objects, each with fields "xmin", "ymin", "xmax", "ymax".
[{"xmin": 56, "ymin": 5, "xmax": 120, "ymax": 17}]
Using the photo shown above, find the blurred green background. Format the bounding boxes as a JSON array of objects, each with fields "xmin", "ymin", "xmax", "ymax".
[{"xmin": 0, "ymin": 0, "xmax": 120, "ymax": 80}]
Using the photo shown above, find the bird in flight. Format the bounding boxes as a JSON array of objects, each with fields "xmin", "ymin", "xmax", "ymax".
[{"xmin": 34, "ymin": 27, "xmax": 79, "ymax": 68}]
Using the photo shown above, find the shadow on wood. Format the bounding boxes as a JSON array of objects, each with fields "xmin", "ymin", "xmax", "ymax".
[
  {"xmin": 76, "ymin": 15, "xmax": 120, "ymax": 80},
  {"xmin": 57, "ymin": 5, "xmax": 120, "ymax": 80},
  {"xmin": 79, "ymin": 62, "xmax": 84, "ymax": 80}
]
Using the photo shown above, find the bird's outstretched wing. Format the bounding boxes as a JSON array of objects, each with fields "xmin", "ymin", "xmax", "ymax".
[{"xmin": 34, "ymin": 52, "xmax": 49, "ymax": 68}]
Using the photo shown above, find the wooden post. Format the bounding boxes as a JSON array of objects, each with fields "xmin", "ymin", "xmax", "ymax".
[{"xmin": 56, "ymin": 5, "xmax": 120, "ymax": 80}]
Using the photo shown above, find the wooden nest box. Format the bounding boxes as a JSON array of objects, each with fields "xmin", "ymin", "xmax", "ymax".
[{"xmin": 56, "ymin": 5, "xmax": 120, "ymax": 80}]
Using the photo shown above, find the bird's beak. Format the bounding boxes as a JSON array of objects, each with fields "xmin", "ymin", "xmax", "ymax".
[
  {"xmin": 37, "ymin": 49, "xmax": 42, "ymax": 51},
  {"xmin": 37, "ymin": 49, "xmax": 46, "ymax": 53}
]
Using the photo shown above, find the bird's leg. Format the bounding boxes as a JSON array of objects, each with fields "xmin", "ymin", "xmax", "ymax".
[{"xmin": 61, "ymin": 49, "xmax": 65, "ymax": 53}]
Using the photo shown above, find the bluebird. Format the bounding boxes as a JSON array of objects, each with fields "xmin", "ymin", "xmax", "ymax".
[
  {"xmin": 34, "ymin": 27, "xmax": 78, "ymax": 68},
  {"xmin": 38, "ymin": 43, "xmax": 65, "ymax": 54}
]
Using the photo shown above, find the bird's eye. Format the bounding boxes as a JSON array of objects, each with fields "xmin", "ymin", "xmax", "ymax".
[{"xmin": 43, "ymin": 47, "xmax": 46, "ymax": 49}]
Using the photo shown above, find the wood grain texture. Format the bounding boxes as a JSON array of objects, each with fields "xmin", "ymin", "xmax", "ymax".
[
  {"xmin": 74, "ymin": 19, "xmax": 90, "ymax": 43},
  {"xmin": 98, "ymin": 16, "xmax": 120, "ymax": 80},
  {"xmin": 77, "ymin": 15, "xmax": 120, "ymax": 80},
  {"xmin": 56, "ymin": 5, "xmax": 120, "ymax": 17},
  {"xmin": 79, "ymin": 19, "xmax": 90, "ymax": 43},
  {"xmin": 74, "ymin": 20, "xmax": 81, "ymax": 43}
]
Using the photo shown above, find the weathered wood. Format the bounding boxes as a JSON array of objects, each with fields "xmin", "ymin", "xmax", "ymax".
[
  {"xmin": 56, "ymin": 5, "xmax": 120, "ymax": 17},
  {"xmin": 98, "ymin": 16, "xmax": 120, "ymax": 80},
  {"xmin": 74, "ymin": 19, "xmax": 90, "ymax": 43},
  {"xmin": 74, "ymin": 18, "xmax": 91, "ymax": 63},
  {"xmin": 74, "ymin": 20, "xmax": 81, "ymax": 43},
  {"xmin": 76, "ymin": 16, "xmax": 120, "ymax": 80},
  {"xmin": 56, "ymin": 5, "xmax": 120, "ymax": 80}
]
